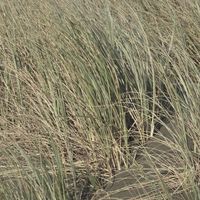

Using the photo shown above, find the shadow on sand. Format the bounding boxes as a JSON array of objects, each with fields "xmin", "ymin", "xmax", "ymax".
[{"xmin": 92, "ymin": 121, "xmax": 199, "ymax": 200}]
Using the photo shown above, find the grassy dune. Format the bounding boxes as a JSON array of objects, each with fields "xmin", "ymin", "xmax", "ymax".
[{"xmin": 0, "ymin": 0, "xmax": 200, "ymax": 199}]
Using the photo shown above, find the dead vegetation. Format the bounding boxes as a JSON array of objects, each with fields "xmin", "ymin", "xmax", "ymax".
[{"xmin": 0, "ymin": 0, "xmax": 200, "ymax": 199}]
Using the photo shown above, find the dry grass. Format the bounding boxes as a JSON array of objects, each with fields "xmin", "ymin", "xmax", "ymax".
[{"xmin": 0, "ymin": 0, "xmax": 200, "ymax": 199}]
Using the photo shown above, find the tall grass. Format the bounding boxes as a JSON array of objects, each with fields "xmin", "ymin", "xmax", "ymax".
[{"xmin": 0, "ymin": 0, "xmax": 200, "ymax": 199}]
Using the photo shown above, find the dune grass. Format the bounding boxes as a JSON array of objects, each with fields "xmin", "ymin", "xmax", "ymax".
[{"xmin": 0, "ymin": 0, "xmax": 200, "ymax": 199}]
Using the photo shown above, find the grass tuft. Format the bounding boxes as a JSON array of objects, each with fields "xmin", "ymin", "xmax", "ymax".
[{"xmin": 0, "ymin": 0, "xmax": 200, "ymax": 199}]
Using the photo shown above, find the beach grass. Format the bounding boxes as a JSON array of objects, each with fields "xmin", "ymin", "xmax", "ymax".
[{"xmin": 0, "ymin": 0, "xmax": 200, "ymax": 199}]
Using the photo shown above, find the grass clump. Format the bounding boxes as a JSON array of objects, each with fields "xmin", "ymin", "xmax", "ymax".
[{"xmin": 0, "ymin": 0, "xmax": 200, "ymax": 199}]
